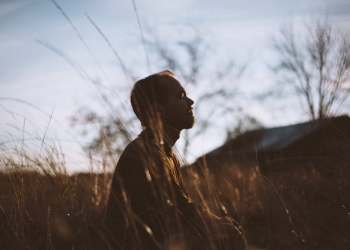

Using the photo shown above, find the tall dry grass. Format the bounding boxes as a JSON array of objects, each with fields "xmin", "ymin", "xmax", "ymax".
[
  {"xmin": 1, "ymin": 133, "xmax": 349, "ymax": 249},
  {"xmin": 182, "ymin": 157, "xmax": 350, "ymax": 250},
  {"xmin": 0, "ymin": 139, "xmax": 111, "ymax": 249}
]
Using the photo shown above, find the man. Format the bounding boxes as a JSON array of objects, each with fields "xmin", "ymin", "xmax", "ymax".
[{"xmin": 105, "ymin": 71, "xmax": 247, "ymax": 250}]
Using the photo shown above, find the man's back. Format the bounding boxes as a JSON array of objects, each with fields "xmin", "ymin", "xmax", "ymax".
[
  {"xmin": 104, "ymin": 71, "xmax": 247, "ymax": 250},
  {"xmin": 105, "ymin": 129, "xmax": 206, "ymax": 249}
]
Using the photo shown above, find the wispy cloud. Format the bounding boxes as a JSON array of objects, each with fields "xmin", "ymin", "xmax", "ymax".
[{"xmin": 0, "ymin": 0, "xmax": 31, "ymax": 19}]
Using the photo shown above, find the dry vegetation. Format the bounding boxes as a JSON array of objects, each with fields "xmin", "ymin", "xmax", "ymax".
[
  {"xmin": 190, "ymin": 161, "xmax": 350, "ymax": 249},
  {"xmin": 1, "ymin": 138, "xmax": 349, "ymax": 249},
  {"xmin": 0, "ymin": 143, "xmax": 109, "ymax": 249}
]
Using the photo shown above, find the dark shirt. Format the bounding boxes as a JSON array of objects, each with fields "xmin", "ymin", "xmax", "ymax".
[{"xmin": 105, "ymin": 129, "xmax": 207, "ymax": 249}]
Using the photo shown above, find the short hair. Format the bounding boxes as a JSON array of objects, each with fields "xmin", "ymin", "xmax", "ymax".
[{"xmin": 131, "ymin": 70, "xmax": 175, "ymax": 126}]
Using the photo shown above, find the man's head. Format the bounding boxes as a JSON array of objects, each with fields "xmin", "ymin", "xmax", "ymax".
[{"xmin": 131, "ymin": 70, "xmax": 195, "ymax": 131}]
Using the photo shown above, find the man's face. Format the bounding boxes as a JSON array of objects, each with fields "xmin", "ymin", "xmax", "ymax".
[{"xmin": 159, "ymin": 76, "xmax": 195, "ymax": 130}]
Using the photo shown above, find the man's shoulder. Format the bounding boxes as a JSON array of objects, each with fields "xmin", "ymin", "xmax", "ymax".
[
  {"xmin": 119, "ymin": 137, "xmax": 141, "ymax": 159},
  {"xmin": 118, "ymin": 132, "xmax": 155, "ymax": 159},
  {"xmin": 117, "ymin": 131, "xmax": 163, "ymax": 168}
]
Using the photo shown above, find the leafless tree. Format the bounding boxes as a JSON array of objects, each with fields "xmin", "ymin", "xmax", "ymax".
[
  {"xmin": 147, "ymin": 30, "xmax": 246, "ymax": 158},
  {"xmin": 70, "ymin": 107, "xmax": 132, "ymax": 158},
  {"xmin": 271, "ymin": 19, "xmax": 350, "ymax": 120},
  {"xmin": 225, "ymin": 114, "xmax": 264, "ymax": 142},
  {"xmin": 48, "ymin": 0, "xmax": 249, "ymax": 162},
  {"xmin": 69, "ymin": 24, "xmax": 247, "ymax": 162}
]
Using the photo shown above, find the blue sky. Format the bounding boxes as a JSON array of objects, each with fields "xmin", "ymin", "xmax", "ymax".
[{"xmin": 1, "ymin": 0, "xmax": 350, "ymax": 172}]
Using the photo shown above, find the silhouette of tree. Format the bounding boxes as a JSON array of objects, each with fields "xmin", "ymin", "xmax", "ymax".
[
  {"xmin": 71, "ymin": 30, "xmax": 246, "ymax": 161},
  {"xmin": 147, "ymin": 30, "xmax": 246, "ymax": 158},
  {"xmin": 70, "ymin": 107, "xmax": 132, "ymax": 158},
  {"xmin": 225, "ymin": 114, "xmax": 264, "ymax": 141},
  {"xmin": 271, "ymin": 19, "xmax": 350, "ymax": 120}
]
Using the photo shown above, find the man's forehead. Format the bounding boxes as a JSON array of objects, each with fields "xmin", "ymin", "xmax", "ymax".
[{"xmin": 159, "ymin": 75, "xmax": 186, "ymax": 94}]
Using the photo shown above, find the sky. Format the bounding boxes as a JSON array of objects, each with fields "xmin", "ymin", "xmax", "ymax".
[{"xmin": 1, "ymin": 0, "xmax": 350, "ymax": 172}]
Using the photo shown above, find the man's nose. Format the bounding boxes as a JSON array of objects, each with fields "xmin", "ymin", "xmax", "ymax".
[{"xmin": 186, "ymin": 97, "xmax": 194, "ymax": 106}]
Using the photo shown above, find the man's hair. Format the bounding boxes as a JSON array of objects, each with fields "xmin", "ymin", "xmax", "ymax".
[{"xmin": 131, "ymin": 70, "xmax": 175, "ymax": 126}]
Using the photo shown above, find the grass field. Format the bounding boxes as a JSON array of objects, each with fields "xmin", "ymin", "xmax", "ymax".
[{"xmin": 1, "ymin": 140, "xmax": 350, "ymax": 249}]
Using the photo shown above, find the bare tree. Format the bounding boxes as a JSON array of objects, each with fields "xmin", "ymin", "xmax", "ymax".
[
  {"xmin": 271, "ymin": 19, "xmax": 350, "ymax": 120},
  {"xmin": 225, "ymin": 114, "xmax": 264, "ymax": 142},
  {"xmin": 70, "ymin": 107, "xmax": 132, "ymax": 157},
  {"xmin": 49, "ymin": 1, "xmax": 249, "ymax": 164},
  {"xmin": 147, "ymin": 30, "xmax": 246, "ymax": 158},
  {"xmin": 70, "ymin": 29, "xmax": 246, "ymax": 162}
]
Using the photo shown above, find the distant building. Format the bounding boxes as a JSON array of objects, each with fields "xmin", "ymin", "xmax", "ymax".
[{"xmin": 186, "ymin": 115, "xmax": 350, "ymax": 175}]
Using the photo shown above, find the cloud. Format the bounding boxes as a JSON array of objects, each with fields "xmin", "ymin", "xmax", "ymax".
[{"xmin": 0, "ymin": 0, "xmax": 31, "ymax": 19}]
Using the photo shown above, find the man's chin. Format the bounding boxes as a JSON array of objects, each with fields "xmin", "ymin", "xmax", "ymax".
[
  {"xmin": 171, "ymin": 116, "xmax": 195, "ymax": 130},
  {"xmin": 184, "ymin": 118, "xmax": 195, "ymax": 129}
]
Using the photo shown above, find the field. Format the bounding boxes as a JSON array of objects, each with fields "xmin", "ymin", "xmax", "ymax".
[{"xmin": 1, "ymin": 142, "xmax": 349, "ymax": 250}]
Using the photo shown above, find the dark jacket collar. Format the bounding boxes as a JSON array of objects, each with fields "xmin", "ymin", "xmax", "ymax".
[{"xmin": 139, "ymin": 128, "xmax": 174, "ymax": 157}]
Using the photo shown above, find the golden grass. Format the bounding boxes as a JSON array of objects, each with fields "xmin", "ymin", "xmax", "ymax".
[{"xmin": 1, "ymin": 139, "xmax": 349, "ymax": 249}]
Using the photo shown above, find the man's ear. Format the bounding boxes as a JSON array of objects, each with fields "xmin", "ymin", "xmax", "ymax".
[
  {"xmin": 149, "ymin": 103, "xmax": 164, "ymax": 115},
  {"xmin": 150, "ymin": 103, "xmax": 164, "ymax": 118}
]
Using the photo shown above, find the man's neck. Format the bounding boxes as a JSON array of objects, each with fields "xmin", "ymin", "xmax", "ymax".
[
  {"xmin": 144, "ymin": 124, "xmax": 181, "ymax": 147},
  {"xmin": 163, "ymin": 125, "xmax": 181, "ymax": 147}
]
